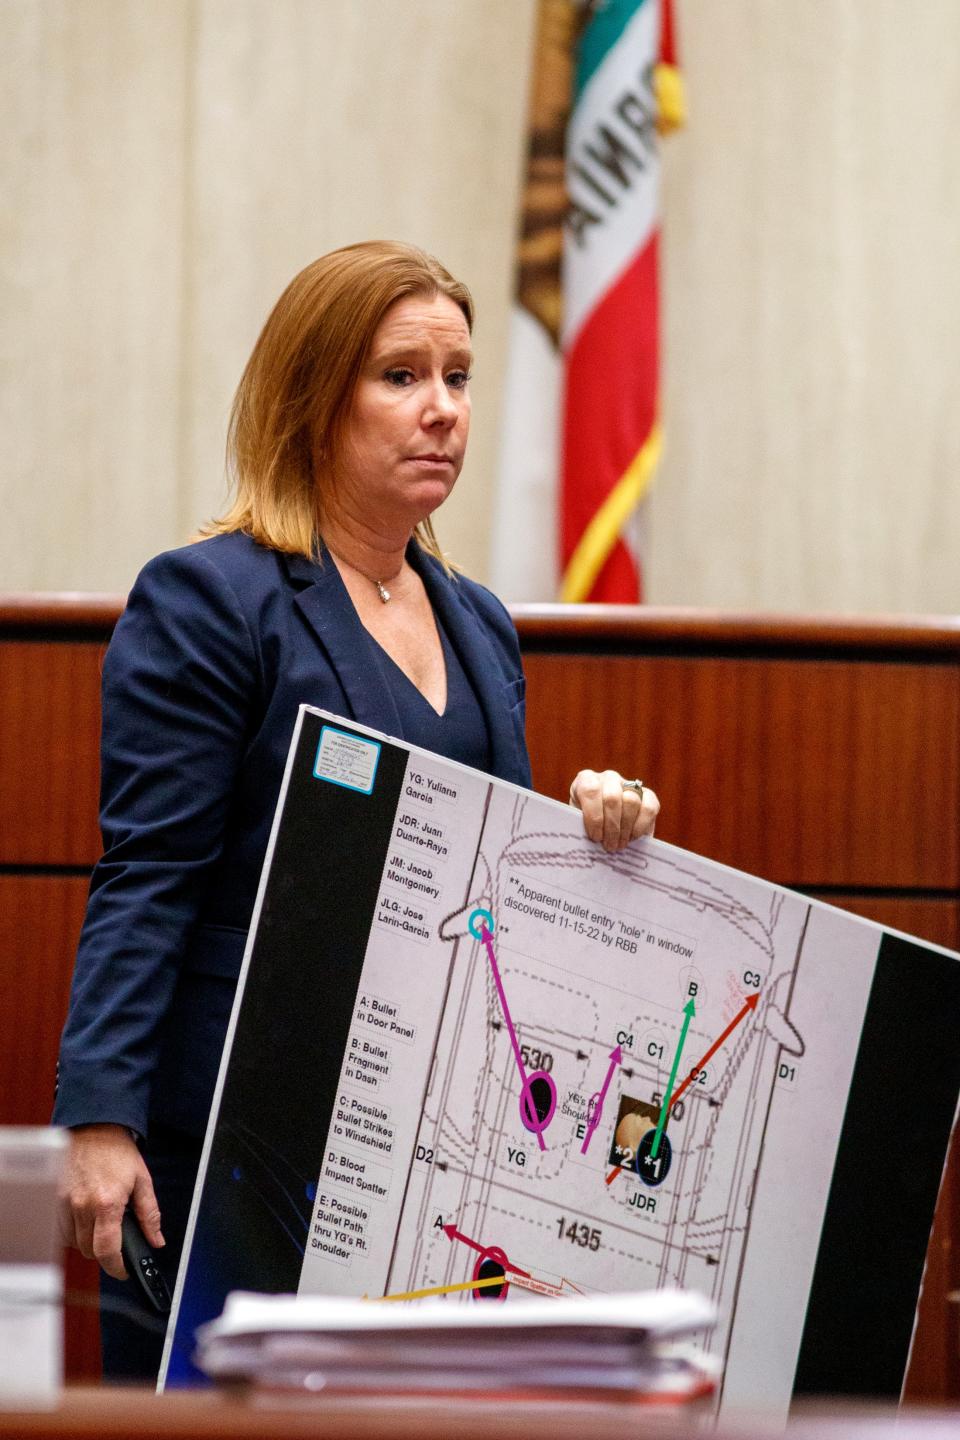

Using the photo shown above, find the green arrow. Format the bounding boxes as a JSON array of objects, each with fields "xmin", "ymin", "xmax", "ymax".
[{"xmin": 650, "ymin": 998, "xmax": 696, "ymax": 1160}]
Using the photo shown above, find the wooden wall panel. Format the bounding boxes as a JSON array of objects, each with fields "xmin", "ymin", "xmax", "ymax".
[
  {"xmin": 3, "ymin": 598, "xmax": 960, "ymax": 1398},
  {"xmin": 63, "ymin": 1248, "xmax": 103, "ymax": 1384},
  {"xmin": 806, "ymin": 897, "xmax": 960, "ymax": 952},
  {"xmin": 0, "ymin": 641, "xmax": 105, "ymax": 865},
  {"xmin": 0, "ymin": 874, "xmax": 101, "ymax": 1379},
  {"xmin": 522, "ymin": 653, "xmax": 960, "ymax": 891},
  {"xmin": 0, "ymin": 875, "xmax": 88, "ymax": 1124},
  {"xmin": 905, "ymin": 1132, "xmax": 960, "ymax": 1404}
]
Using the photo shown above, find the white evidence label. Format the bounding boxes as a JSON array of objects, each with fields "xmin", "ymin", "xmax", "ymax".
[{"xmin": 314, "ymin": 726, "xmax": 381, "ymax": 794}]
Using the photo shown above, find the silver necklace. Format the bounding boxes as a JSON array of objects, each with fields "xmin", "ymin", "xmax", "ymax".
[{"xmin": 325, "ymin": 542, "xmax": 403, "ymax": 603}]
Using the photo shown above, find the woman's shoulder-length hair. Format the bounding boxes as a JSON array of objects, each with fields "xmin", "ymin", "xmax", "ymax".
[{"xmin": 197, "ymin": 240, "xmax": 474, "ymax": 569}]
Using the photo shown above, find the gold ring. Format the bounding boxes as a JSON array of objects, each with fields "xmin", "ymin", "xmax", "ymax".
[{"xmin": 623, "ymin": 778, "xmax": 644, "ymax": 801}]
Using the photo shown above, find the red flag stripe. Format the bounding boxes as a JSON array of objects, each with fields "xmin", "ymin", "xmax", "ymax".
[{"xmin": 560, "ymin": 233, "xmax": 660, "ymax": 602}]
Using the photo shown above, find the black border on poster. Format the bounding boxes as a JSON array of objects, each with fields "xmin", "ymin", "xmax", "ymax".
[
  {"xmin": 793, "ymin": 931, "xmax": 960, "ymax": 1398},
  {"xmin": 161, "ymin": 710, "xmax": 410, "ymax": 1383}
]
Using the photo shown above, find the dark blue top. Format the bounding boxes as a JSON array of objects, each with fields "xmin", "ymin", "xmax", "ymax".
[
  {"xmin": 367, "ymin": 615, "xmax": 491, "ymax": 773},
  {"xmin": 53, "ymin": 532, "xmax": 531, "ymax": 1138}
]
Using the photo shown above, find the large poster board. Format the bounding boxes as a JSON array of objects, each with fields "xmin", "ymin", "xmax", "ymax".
[{"xmin": 161, "ymin": 706, "xmax": 960, "ymax": 1420}]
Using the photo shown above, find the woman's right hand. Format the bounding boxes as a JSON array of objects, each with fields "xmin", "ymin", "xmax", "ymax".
[{"xmin": 58, "ymin": 1123, "xmax": 164, "ymax": 1280}]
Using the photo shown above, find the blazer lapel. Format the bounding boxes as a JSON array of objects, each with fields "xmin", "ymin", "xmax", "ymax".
[
  {"xmin": 410, "ymin": 544, "xmax": 526, "ymax": 784},
  {"xmin": 282, "ymin": 550, "xmax": 405, "ymax": 740}
]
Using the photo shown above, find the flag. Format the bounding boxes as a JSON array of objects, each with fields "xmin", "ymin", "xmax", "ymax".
[{"xmin": 491, "ymin": 0, "xmax": 684, "ymax": 604}]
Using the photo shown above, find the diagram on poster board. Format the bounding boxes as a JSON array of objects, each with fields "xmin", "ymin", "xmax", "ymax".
[
  {"xmin": 352, "ymin": 800, "xmax": 803, "ymax": 1307},
  {"xmin": 163, "ymin": 708, "xmax": 960, "ymax": 1422}
]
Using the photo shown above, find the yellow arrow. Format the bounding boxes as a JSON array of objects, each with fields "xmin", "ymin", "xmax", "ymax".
[{"xmin": 370, "ymin": 1275, "xmax": 505, "ymax": 1303}]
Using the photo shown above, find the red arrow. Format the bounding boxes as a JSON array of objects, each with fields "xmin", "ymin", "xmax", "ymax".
[
  {"xmin": 442, "ymin": 1222, "xmax": 484, "ymax": 1254},
  {"xmin": 442, "ymin": 1223, "xmax": 530, "ymax": 1277},
  {"xmin": 666, "ymin": 992, "xmax": 760, "ymax": 1114}
]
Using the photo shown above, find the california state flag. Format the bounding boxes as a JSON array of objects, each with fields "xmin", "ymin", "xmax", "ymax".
[{"xmin": 491, "ymin": 0, "xmax": 684, "ymax": 603}]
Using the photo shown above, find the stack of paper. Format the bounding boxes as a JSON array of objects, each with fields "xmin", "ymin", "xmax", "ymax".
[{"xmin": 195, "ymin": 1288, "xmax": 718, "ymax": 1404}]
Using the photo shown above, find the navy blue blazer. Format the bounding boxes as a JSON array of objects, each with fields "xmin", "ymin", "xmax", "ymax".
[{"xmin": 53, "ymin": 532, "xmax": 532, "ymax": 1139}]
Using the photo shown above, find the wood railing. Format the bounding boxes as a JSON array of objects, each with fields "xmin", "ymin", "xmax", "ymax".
[{"xmin": 2, "ymin": 595, "xmax": 958, "ymax": 1396}]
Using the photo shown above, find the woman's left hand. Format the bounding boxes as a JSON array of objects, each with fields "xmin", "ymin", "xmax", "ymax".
[{"xmin": 569, "ymin": 770, "xmax": 660, "ymax": 852}]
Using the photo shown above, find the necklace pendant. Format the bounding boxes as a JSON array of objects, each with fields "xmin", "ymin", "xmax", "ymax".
[{"xmin": 376, "ymin": 580, "xmax": 391, "ymax": 603}]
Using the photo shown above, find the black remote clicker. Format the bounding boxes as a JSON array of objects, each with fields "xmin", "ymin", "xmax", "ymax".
[{"xmin": 120, "ymin": 1208, "xmax": 172, "ymax": 1316}]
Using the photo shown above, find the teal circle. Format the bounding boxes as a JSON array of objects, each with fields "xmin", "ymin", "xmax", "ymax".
[{"xmin": 468, "ymin": 907, "xmax": 495, "ymax": 939}]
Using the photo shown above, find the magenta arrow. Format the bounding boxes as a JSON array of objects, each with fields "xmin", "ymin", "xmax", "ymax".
[
  {"xmin": 580, "ymin": 1044, "xmax": 623, "ymax": 1154},
  {"xmin": 479, "ymin": 923, "xmax": 547, "ymax": 1151}
]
